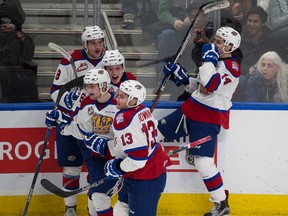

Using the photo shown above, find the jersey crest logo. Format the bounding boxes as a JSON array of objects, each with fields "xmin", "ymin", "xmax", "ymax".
[
  {"xmin": 88, "ymin": 106, "xmax": 94, "ymax": 115},
  {"xmin": 92, "ymin": 113, "xmax": 113, "ymax": 134},
  {"xmin": 77, "ymin": 62, "xmax": 88, "ymax": 72},
  {"xmin": 116, "ymin": 113, "xmax": 124, "ymax": 124}
]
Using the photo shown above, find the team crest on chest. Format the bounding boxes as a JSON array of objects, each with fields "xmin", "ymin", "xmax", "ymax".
[
  {"xmin": 77, "ymin": 62, "xmax": 88, "ymax": 72},
  {"xmin": 92, "ymin": 113, "xmax": 113, "ymax": 134},
  {"xmin": 87, "ymin": 106, "xmax": 94, "ymax": 115}
]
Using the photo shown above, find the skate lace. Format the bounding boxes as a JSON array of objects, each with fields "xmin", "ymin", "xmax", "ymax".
[
  {"xmin": 208, "ymin": 201, "xmax": 230, "ymax": 216},
  {"xmin": 211, "ymin": 202, "xmax": 221, "ymax": 214}
]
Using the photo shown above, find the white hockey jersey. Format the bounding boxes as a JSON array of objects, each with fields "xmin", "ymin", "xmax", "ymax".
[
  {"xmin": 50, "ymin": 49, "xmax": 105, "ymax": 111},
  {"xmin": 62, "ymin": 94, "xmax": 118, "ymax": 141},
  {"xmin": 112, "ymin": 105, "xmax": 171, "ymax": 180},
  {"xmin": 182, "ymin": 57, "xmax": 241, "ymax": 129}
]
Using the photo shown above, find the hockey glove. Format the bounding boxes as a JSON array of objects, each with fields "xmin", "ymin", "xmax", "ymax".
[
  {"xmin": 45, "ymin": 110, "xmax": 71, "ymax": 131},
  {"xmin": 64, "ymin": 89, "xmax": 80, "ymax": 109},
  {"xmin": 201, "ymin": 43, "xmax": 219, "ymax": 66},
  {"xmin": 104, "ymin": 158, "xmax": 124, "ymax": 179},
  {"xmin": 163, "ymin": 62, "xmax": 189, "ymax": 86},
  {"xmin": 84, "ymin": 132, "xmax": 108, "ymax": 156}
]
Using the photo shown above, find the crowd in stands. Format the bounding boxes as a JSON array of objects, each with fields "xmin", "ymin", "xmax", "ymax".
[
  {"xmin": 1, "ymin": 0, "xmax": 288, "ymax": 104},
  {"xmin": 120, "ymin": 0, "xmax": 288, "ymax": 103}
]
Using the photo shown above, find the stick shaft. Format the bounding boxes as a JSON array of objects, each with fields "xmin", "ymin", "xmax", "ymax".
[
  {"xmin": 41, "ymin": 177, "xmax": 109, "ymax": 198},
  {"xmin": 168, "ymin": 135, "xmax": 211, "ymax": 156},
  {"xmin": 22, "ymin": 127, "xmax": 51, "ymax": 216},
  {"xmin": 150, "ymin": 0, "xmax": 230, "ymax": 112}
]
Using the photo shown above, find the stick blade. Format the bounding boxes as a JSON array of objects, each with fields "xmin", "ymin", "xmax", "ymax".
[
  {"xmin": 41, "ymin": 179, "xmax": 72, "ymax": 198},
  {"xmin": 48, "ymin": 42, "xmax": 72, "ymax": 61},
  {"xmin": 202, "ymin": 0, "xmax": 230, "ymax": 14}
]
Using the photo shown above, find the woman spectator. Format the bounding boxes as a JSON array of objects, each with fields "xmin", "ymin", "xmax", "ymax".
[{"xmin": 245, "ymin": 51, "xmax": 288, "ymax": 103}]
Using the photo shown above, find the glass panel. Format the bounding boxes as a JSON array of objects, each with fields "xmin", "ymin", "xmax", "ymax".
[{"xmin": 1, "ymin": 0, "xmax": 287, "ymax": 104}]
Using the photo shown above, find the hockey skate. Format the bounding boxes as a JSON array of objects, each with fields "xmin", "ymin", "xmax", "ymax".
[
  {"xmin": 204, "ymin": 191, "xmax": 230, "ymax": 216},
  {"xmin": 64, "ymin": 206, "xmax": 76, "ymax": 216}
]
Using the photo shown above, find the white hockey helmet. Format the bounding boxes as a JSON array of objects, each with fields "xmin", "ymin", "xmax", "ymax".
[
  {"xmin": 81, "ymin": 25, "xmax": 105, "ymax": 50},
  {"xmin": 102, "ymin": 49, "xmax": 125, "ymax": 69},
  {"xmin": 84, "ymin": 68, "xmax": 111, "ymax": 94},
  {"xmin": 120, "ymin": 80, "xmax": 146, "ymax": 107},
  {"xmin": 216, "ymin": 26, "xmax": 241, "ymax": 53}
]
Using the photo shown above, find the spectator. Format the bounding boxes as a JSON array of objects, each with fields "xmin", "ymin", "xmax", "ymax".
[
  {"xmin": 222, "ymin": 0, "xmax": 257, "ymax": 25},
  {"xmin": 0, "ymin": 0, "xmax": 25, "ymax": 32},
  {"xmin": 0, "ymin": 0, "xmax": 37, "ymax": 102},
  {"xmin": 155, "ymin": 0, "xmax": 209, "ymax": 99},
  {"xmin": 262, "ymin": 0, "xmax": 288, "ymax": 62},
  {"xmin": 0, "ymin": 0, "xmax": 29, "ymax": 65},
  {"xmin": 235, "ymin": 6, "xmax": 284, "ymax": 101},
  {"xmin": 49, "ymin": 25, "xmax": 106, "ymax": 216},
  {"xmin": 121, "ymin": 0, "xmax": 139, "ymax": 30},
  {"xmin": 266, "ymin": 0, "xmax": 288, "ymax": 32},
  {"xmin": 245, "ymin": 51, "xmax": 288, "ymax": 103}
]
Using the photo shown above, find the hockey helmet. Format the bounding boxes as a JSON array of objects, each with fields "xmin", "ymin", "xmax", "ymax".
[
  {"xmin": 84, "ymin": 68, "xmax": 111, "ymax": 94},
  {"xmin": 120, "ymin": 80, "xmax": 146, "ymax": 107},
  {"xmin": 216, "ymin": 26, "xmax": 241, "ymax": 53},
  {"xmin": 81, "ymin": 25, "xmax": 105, "ymax": 50},
  {"xmin": 102, "ymin": 49, "xmax": 125, "ymax": 69}
]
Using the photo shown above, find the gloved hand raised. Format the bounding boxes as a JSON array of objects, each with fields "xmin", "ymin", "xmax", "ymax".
[
  {"xmin": 45, "ymin": 110, "xmax": 71, "ymax": 130},
  {"xmin": 201, "ymin": 43, "xmax": 219, "ymax": 66},
  {"xmin": 163, "ymin": 62, "xmax": 189, "ymax": 86},
  {"xmin": 84, "ymin": 132, "xmax": 108, "ymax": 156},
  {"xmin": 64, "ymin": 89, "xmax": 81, "ymax": 109},
  {"xmin": 104, "ymin": 158, "xmax": 124, "ymax": 179}
]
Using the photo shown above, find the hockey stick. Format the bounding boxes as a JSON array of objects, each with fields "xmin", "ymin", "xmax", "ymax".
[
  {"xmin": 48, "ymin": 42, "xmax": 78, "ymax": 78},
  {"xmin": 22, "ymin": 127, "xmax": 51, "ymax": 216},
  {"xmin": 22, "ymin": 75, "xmax": 84, "ymax": 216},
  {"xmin": 41, "ymin": 177, "xmax": 110, "ymax": 198},
  {"xmin": 150, "ymin": 0, "xmax": 230, "ymax": 112},
  {"xmin": 40, "ymin": 135, "xmax": 211, "ymax": 199},
  {"xmin": 167, "ymin": 135, "xmax": 211, "ymax": 156}
]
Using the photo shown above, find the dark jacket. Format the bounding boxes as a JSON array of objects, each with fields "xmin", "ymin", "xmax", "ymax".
[
  {"xmin": 0, "ymin": 0, "xmax": 25, "ymax": 31},
  {"xmin": 245, "ymin": 71, "xmax": 278, "ymax": 102},
  {"xmin": 240, "ymin": 25, "xmax": 279, "ymax": 76}
]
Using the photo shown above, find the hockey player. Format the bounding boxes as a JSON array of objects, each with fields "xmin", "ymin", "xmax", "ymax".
[
  {"xmin": 90, "ymin": 80, "xmax": 172, "ymax": 216},
  {"xmin": 158, "ymin": 26, "xmax": 241, "ymax": 216},
  {"xmin": 102, "ymin": 49, "xmax": 136, "ymax": 94},
  {"xmin": 49, "ymin": 25, "xmax": 106, "ymax": 216},
  {"xmin": 46, "ymin": 68, "xmax": 118, "ymax": 216}
]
